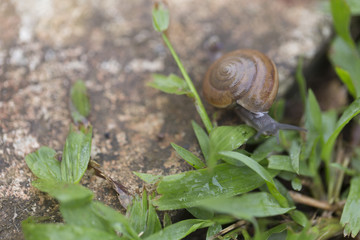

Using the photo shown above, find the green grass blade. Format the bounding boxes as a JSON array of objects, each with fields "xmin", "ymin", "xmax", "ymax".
[
  {"xmin": 295, "ymin": 57, "xmax": 307, "ymax": 105},
  {"xmin": 70, "ymin": 80, "xmax": 91, "ymax": 124},
  {"xmin": 340, "ymin": 176, "xmax": 360, "ymax": 237},
  {"xmin": 335, "ymin": 67, "xmax": 356, "ymax": 98},
  {"xmin": 92, "ymin": 202, "xmax": 141, "ymax": 240},
  {"xmin": 322, "ymin": 98, "xmax": 360, "ymax": 163},
  {"xmin": 171, "ymin": 143, "xmax": 205, "ymax": 169},
  {"xmin": 61, "ymin": 127, "xmax": 92, "ymax": 183},
  {"xmin": 289, "ymin": 141, "xmax": 301, "ymax": 174},
  {"xmin": 331, "ymin": 0, "xmax": 355, "ymax": 48},
  {"xmin": 153, "ymin": 163, "xmax": 278, "ymax": 210},
  {"xmin": 219, "ymin": 151, "xmax": 288, "ymax": 207},
  {"xmin": 192, "ymin": 120, "xmax": 210, "ymax": 161}
]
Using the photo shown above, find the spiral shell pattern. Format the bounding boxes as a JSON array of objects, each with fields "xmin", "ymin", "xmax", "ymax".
[{"xmin": 203, "ymin": 49, "xmax": 278, "ymax": 113}]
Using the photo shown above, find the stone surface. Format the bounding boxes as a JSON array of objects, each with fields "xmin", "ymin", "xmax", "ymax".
[{"xmin": 0, "ymin": 0, "xmax": 331, "ymax": 239}]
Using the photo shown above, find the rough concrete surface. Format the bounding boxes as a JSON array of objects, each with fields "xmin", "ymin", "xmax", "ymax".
[{"xmin": 0, "ymin": 0, "xmax": 331, "ymax": 239}]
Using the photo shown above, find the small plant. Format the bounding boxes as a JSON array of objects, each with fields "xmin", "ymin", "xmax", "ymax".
[{"xmin": 23, "ymin": 0, "xmax": 360, "ymax": 239}]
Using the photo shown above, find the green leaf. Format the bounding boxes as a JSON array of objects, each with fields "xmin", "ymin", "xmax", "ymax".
[
  {"xmin": 261, "ymin": 223, "xmax": 287, "ymax": 240},
  {"xmin": 289, "ymin": 141, "xmax": 301, "ymax": 174},
  {"xmin": 92, "ymin": 201, "xmax": 141, "ymax": 240},
  {"xmin": 331, "ymin": 0, "xmax": 355, "ymax": 48},
  {"xmin": 346, "ymin": 0, "xmax": 360, "ymax": 14},
  {"xmin": 252, "ymin": 137, "xmax": 284, "ymax": 161},
  {"xmin": 70, "ymin": 80, "xmax": 90, "ymax": 123},
  {"xmin": 148, "ymin": 74, "xmax": 189, "ymax": 95},
  {"xmin": 268, "ymin": 155, "xmax": 312, "ymax": 177},
  {"xmin": 220, "ymin": 151, "xmax": 273, "ymax": 184},
  {"xmin": 305, "ymin": 90, "xmax": 322, "ymax": 135},
  {"xmin": 295, "ymin": 57, "xmax": 307, "ymax": 105},
  {"xmin": 152, "ymin": 3, "xmax": 169, "ymax": 32},
  {"xmin": 144, "ymin": 219, "xmax": 213, "ymax": 240},
  {"xmin": 286, "ymin": 224, "xmax": 318, "ymax": 240},
  {"xmin": 199, "ymin": 192, "xmax": 294, "ymax": 220},
  {"xmin": 289, "ymin": 210, "xmax": 309, "ymax": 228},
  {"xmin": 153, "ymin": 163, "xmax": 278, "ymax": 210},
  {"xmin": 219, "ymin": 151, "xmax": 288, "ymax": 207},
  {"xmin": 133, "ymin": 172, "xmax": 162, "ymax": 184},
  {"xmin": 335, "ymin": 67, "xmax": 356, "ymax": 98},
  {"xmin": 146, "ymin": 194, "xmax": 162, "ymax": 237},
  {"xmin": 206, "ymin": 223, "xmax": 222, "ymax": 240},
  {"xmin": 126, "ymin": 191, "xmax": 161, "ymax": 238},
  {"xmin": 291, "ymin": 178, "xmax": 302, "ymax": 191},
  {"xmin": 186, "ymin": 207, "xmax": 214, "ymax": 219},
  {"xmin": 22, "ymin": 222, "xmax": 120, "ymax": 240},
  {"xmin": 192, "ymin": 120, "xmax": 210, "ymax": 161},
  {"xmin": 31, "ymin": 180, "xmax": 93, "ymax": 206},
  {"xmin": 208, "ymin": 125, "xmax": 255, "ymax": 167},
  {"xmin": 321, "ymin": 110, "xmax": 337, "ymax": 143},
  {"xmin": 163, "ymin": 213, "xmax": 172, "ymax": 228},
  {"xmin": 61, "ymin": 127, "xmax": 92, "ymax": 183},
  {"xmin": 25, "ymin": 146, "xmax": 61, "ymax": 181},
  {"xmin": 171, "ymin": 143, "xmax": 205, "ymax": 169},
  {"xmin": 322, "ymin": 98, "xmax": 360, "ymax": 163},
  {"xmin": 340, "ymin": 176, "xmax": 360, "ymax": 237},
  {"xmin": 302, "ymin": 90, "xmax": 322, "ymax": 167},
  {"xmin": 329, "ymin": 37, "xmax": 360, "ymax": 97},
  {"xmin": 127, "ymin": 191, "xmax": 148, "ymax": 236}
]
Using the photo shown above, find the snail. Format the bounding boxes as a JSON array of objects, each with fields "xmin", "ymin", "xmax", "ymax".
[{"xmin": 203, "ymin": 49, "xmax": 305, "ymax": 137}]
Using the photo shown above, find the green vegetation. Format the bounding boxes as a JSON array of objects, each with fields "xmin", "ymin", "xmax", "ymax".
[{"xmin": 22, "ymin": 0, "xmax": 360, "ymax": 239}]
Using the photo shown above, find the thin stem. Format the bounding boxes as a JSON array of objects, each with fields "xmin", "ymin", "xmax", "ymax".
[
  {"xmin": 289, "ymin": 191, "xmax": 334, "ymax": 211},
  {"xmin": 161, "ymin": 33, "xmax": 213, "ymax": 134}
]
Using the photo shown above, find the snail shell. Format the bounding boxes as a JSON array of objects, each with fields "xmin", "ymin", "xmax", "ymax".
[{"xmin": 203, "ymin": 49, "xmax": 278, "ymax": 113}]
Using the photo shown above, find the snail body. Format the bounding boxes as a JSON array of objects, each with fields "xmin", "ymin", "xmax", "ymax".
[{"xmin": 203, "ymin": 49, "xmax": 304, "ymax": 136}]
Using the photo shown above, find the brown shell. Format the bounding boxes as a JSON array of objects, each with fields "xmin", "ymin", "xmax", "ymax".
[{"xmin": 202, "ymin": 49, "xmax": 279, "ymax": 113}]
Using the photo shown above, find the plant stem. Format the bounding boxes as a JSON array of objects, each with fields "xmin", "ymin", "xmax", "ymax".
[{"xmin": 161, "ymin": 33, "xmax": 213, "ymax": 134}]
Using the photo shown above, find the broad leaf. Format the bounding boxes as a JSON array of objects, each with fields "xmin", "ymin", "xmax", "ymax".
[
  {"xmin": 208, "ymin": 125, "xmax": 255, "ymax": 167},
  {"xmin": 32, "ymin": 180, "xmax": 93, "ymax": 206},
  {"xmin": 152, "ymin": 3, "xmax": 169, "ymax": 32},
  {"xmin": 22, "ymin": 222, "xmax": 120, "ymax": 240},
  {"xmin": 153, "ymin": 163, "xmax": 278, "ymax": 210},
  {"xmin": 148, "ymin": 74, "xmax": 189, "ymax": 95},
  {"xmin": 25, "ymin": 147, "xmax": 61, "ymax": 182},
  {"xmin": 268, "ymin": 155, "xmax": 312, "ymax": 177}
]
